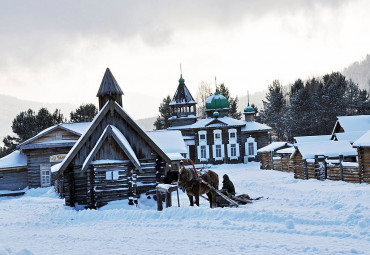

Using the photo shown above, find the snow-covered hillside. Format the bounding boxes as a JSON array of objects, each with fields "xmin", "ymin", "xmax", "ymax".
[{"xmin": 0, "ymin": 163, "xmax": 369, "ymax": 255}]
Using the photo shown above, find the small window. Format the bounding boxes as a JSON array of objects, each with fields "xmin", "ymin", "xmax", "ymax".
[
  {"xmin": 215, "ymin": 134, "xmax": 221, "ymax": 139},
  {"xmin": 216, "ymin": 145, "xmax": 222, "ymax": 158},
  {"xmin": 248, "ymin": 143, "xmax": 254, "ymax": 156},
  {"xmin": 106, "ymin": 171, "xmax": 119, "ymax": 180},
  {"xmin": 231, "ymin": 144, "xmax": 236, "ymax": 157},
  {"xmin": 230, "ymin": 133, "xmax": 236, "ymax": 138},
  {"xmin": 40, "ymin": 164, "xmax": 51, "ymax": 187},
  {"xmin": 200, "ymin": 134, "xmax": 206, "ymax": 140},
  {"xmin": 200, "ymin": 146, "xmax": 207, "ymax": 159}
]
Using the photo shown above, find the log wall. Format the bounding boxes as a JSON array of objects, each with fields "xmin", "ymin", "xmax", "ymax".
[
  {"xmin": 358, "ymin": 147, "xmax": 370, "ymax": 184},
  {"xmin": 0, "ymin": 167, "xmax": 28, "ymax": 191}
]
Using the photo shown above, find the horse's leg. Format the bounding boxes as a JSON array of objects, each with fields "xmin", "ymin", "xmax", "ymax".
[
  {"xmin": 188, "ymin": 194, "xmax": 194, "ymax": 206},
  {"xmin": 207, "ymin": 192, "xmax": 213, "ymax": 208},
  {"xmin": 195, "ymin": 194, "xmax": 200, "ymax": 206}
]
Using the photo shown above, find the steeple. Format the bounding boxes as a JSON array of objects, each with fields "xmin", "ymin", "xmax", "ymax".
[
  {"xmin": 168, "ymin": 73, "xmax": 197, "ymax": 127},
  {"xmin": 97, "ymin": 68, "xmax": 124, "ymax": 110},
  {"xmin": 244, "ymin": 91, "xmax": 256, "ymax": 122}
]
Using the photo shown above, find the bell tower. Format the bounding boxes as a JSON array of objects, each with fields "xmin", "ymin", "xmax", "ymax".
[
  {"xmin": 169, "ymin": 75, "xmax": 197, "ymax": 127},
  {"xmin": 97, "ymin": 68, "xmax": 124, "ymax": 110}
]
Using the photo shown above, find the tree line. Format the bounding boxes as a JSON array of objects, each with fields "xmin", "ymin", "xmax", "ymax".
[
  {"xmin": 0, "ymin": 104, "xmax": 98, "ymax": 157},
  {"xmin": 259, "ymin": 72, "xmax": 370, "ymax": 142}
]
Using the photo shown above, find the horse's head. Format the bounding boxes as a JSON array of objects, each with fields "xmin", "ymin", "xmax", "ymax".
[{"xmin": 178, "ymin": 167, "xmax": 189, "ymax": 189}]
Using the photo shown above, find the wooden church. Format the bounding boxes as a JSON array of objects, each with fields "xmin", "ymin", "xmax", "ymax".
[
  {"xmin": 54, "ymin": 68, "xmax": 176, "ymax": 208},
  {"xmin": 168, "ymin": 75, "xmax": 271, "ymax": 164}
]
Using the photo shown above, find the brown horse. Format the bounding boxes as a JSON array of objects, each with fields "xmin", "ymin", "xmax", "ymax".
[{"xmin": 178, "ymin": 167, "xmax": 219, "ymax": 208}]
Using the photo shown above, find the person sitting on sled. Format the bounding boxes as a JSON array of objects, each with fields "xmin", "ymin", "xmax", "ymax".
[{"xmin": 222, "ymin": 174, "xmax": 235, "ymax": 196}]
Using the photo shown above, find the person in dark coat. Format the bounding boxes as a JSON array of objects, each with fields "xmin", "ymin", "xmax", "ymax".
[{"xmin": 222, "ymin": 174, "xmax": 235, "ymax": 196}]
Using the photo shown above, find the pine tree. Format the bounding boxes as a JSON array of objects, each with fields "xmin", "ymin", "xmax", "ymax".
[
  {"xmin": 154, "ymin": 95, "xmax": 172, "ymax": 130},
  {"xmin": 260, "ymin": 80, "xmax": 287, "ymax": 140},
  {"xmin": 217, "ymin": 83, "xmax": 242, "ymax": 119},
  {"xmin": 70, "ymin": 103, "xmax": 98, "ymax": 122},
  {"xmin": 0, "ymin": 108, "xmax": 65, "ymax": 157}
]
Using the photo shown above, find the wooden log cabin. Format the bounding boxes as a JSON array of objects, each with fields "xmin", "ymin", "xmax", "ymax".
[
  {"xmin": 257, "ymin": 142, "xmax": 292, "ymax": 170},
  {"xmin": 53, "ymin": 68, "xmax": 185, "ymax": 208},
  {"xmin": 291, "ymin": 141, "xmax": 358, "ymax": 181},
  {"xmin": 353, "ymin": 130, "xmax": 370, "ymax": 184}
]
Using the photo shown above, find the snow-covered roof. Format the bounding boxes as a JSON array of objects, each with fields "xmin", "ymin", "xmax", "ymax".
[
  {"xmin": 294, "ymin": 135, "xmax": 332, "ymax": 144},
  {"xmin": 146, "ymin": 130, "xmax": 187, "ymax": 157},
  {"xmin": 241, "ymin": 121, "xmax": 271, "ymax": 132},
  {"xmin": 335, "ymin": 131, "xmax": 367, "ymax": 144},
  {"xmin": 18, "ymin": 122, "xmax": 91, "ymax": 148},
  {"xmin": 335, "ymin": 115, "xmax": 370, "ymax": 133},
  {"xmin": 353, "ymin": 130, "xmax": 370, "ymax": 147},
  {"xmin": 168, "ymin": 116, "xmax": 245, "ymax": 130},
  {"xmin": 51, "ymin": 162, "xmax": 63, "ymax": 173},
  {"xmin": 111, "ymin": 125, "xmax": 140, "ymax": 168},
  {"xmin": 257, "ymin": 142, "xmax": 292, "ymax": 153},
  {"xmin": 0, "ymin": 151, "xmax": 27, "ymax": 169},
  {"xmin": 276, "ymin": 147, "xmax": 295, "ymax": 154},
  {"xmin": 295, "ymin": 141, "xmax": 357, "ymax": 159}
]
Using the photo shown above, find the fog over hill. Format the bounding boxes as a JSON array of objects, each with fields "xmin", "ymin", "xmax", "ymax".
[
  {"xmin": 0, "ymin": 94, "xmax": 76, "ymax": 144},
  {"xmin": 342, "ymin": 54, "xmax": 370, "ymax": 90}
]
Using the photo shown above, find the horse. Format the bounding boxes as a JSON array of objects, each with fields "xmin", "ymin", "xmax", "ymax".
[{"xmin": 177, "ymin": 166, "xmax": 219, "ymax": 208}]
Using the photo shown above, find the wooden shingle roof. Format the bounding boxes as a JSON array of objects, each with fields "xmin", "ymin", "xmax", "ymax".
[
  {"xmin": 169, "ymin": 76, "xmax": 196, "ymax": 106},
  {"xmin": 96, "ymin": 68, "xmax": 124, "ymax": 97}
]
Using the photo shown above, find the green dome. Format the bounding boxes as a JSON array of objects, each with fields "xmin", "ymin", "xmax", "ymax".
[
  {"xmin": 213, "ymin": 111, "xmax": 220, "ymax": 118},
  {"xmin": 244, "ymin": 104, "xmax": 255, "ymax": 113},
  {"xmin": 206, "ymin": 91, "xmax": 229, "ymax": 110}
]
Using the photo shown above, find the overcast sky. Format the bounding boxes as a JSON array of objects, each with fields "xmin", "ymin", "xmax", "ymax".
[{"xmin": 1, "ymin": 0, "xmax": 370, "ymax": 119}]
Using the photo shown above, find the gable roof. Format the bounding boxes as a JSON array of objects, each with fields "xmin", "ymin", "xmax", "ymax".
[
  {"xmin": 57, "ymin": 100, "xmax": 171, "ymax": 176},
  {"xmin": 241, "ymin": 121, "xmax": 271, "ymax": 132},
  {"xmin": 146, "ymin": 130, "xmax": 187, "ymax": 160},
  {"xmin": 294, "ymin": 141, "xmax": 357, "ymax": 159},
  {"xmin": 81, "ymin": 125, "xmax": 141, "ymax": 173},
  {"xmin": 96, "ymin": 68, "xmax": 123, "ymax": 97},
  {"xmin": 0, "ymin": 150, "xmax": 27, "ymax": 170},
  {"xmin": 257, "ymin": 142, "xmax": 292, "ymax": 153},
  {"xmin": 18, "ymin": 122, "xmax": 91, "ymax": 149},
  {"xmin": 294, "ymin": 135, "xmax": 332, "ymax": 144},
  {"xmin": 334, "ymin": 131, "xmax": 367, "ymax": 144},
  {"xmin": 332, "ymin": 115, "xmax": 370, "ymax": 135},
  {"xmin": 353, "ymin": 130, "xmax": 370, "ymax": 147}
]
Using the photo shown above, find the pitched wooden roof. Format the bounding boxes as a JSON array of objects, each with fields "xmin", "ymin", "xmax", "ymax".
[
  {"xmin": 169, "ymin": 76, "xmax": 196, "ymax": 106},
  {"xmin": 96, "ymin": 68, "xmax": 124, "ymax": 97},
  {"xmin": 57, "ymin": 100, "xmax": 171, "ymax": 177}
]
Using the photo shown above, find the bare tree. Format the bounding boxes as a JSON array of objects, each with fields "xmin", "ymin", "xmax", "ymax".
[{"xmin": 196, "ymin": 81, "xmax": 212, "ymax": 118}]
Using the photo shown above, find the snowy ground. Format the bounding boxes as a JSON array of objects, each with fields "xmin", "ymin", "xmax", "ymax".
[{"xmin": 0, "ymin": 162, "xmax": 369, "ymax": 255}]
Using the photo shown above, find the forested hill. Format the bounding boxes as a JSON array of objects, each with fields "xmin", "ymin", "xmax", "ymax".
[{"xmin": 342, "ymin": 54, "xmax": 370, "ymax": 90}]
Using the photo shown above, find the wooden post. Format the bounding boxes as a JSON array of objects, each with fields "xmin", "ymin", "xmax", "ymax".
[
  {"xmin": 156, "ymin": 189, "xmax": 163, "ymax": 211},
  {"xmin": 339, "ymin": 155, "xmax": 344, "ymax": 181},
  {"xmin": 304, "ymin": 160, "xmax": 308, "ymax": 180},
  {"xmin": 165, "ymin": 191, "xmax": 172, "ymax": 208},
  {"xmin": 314, "ymin": 156, "xmax": 319, "ymax": 180},
  {"xmin": 176, "ymin": 187, "xmax": 180, "ymax": 207},
  {"xmin": 271, "ymin": 151, "xmax": 274, "ymax": 170}
]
